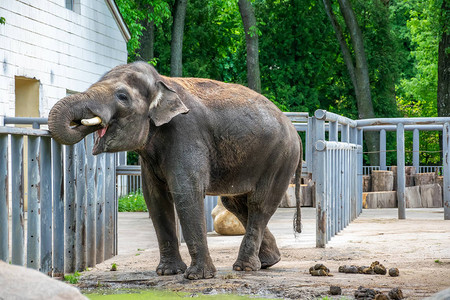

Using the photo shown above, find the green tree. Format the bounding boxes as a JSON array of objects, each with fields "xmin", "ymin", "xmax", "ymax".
[{"xmin": 238, "ymin": 0, "xmax": 261, "ymax": 93}]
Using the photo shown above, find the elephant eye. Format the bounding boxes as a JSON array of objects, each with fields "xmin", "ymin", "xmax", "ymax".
[{"xmin": 116, "ymin": 92, "xmax": 129, "ymax": 103}]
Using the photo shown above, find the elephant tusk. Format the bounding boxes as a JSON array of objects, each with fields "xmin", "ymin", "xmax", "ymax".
[{"xmin": 81, "ymin": 116, "xmax": 102, "ymax": 126}]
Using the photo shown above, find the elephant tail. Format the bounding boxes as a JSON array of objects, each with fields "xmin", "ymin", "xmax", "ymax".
[{"xmin": 293, "ymin": 134, "xmax": 303, "ymax": 234}]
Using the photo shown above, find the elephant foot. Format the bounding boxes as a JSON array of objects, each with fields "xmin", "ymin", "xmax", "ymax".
[
  {"xmin": 233, "ymin": 255, "xmax": 261, "ymax": 271},
  {"xmin": 156, "ymin": 260, "xmax": 187, "ymax": 276},
  {"xmin": 184, "ymin": 263, "xmax": 217, "ymax": 280},
  {"xmin": 259, "ymin": 241, "xmax": 281, "ymax": 269},
  {"xmin": 259, "ymin": 249, "xmax": 281, "ymax": 269}
]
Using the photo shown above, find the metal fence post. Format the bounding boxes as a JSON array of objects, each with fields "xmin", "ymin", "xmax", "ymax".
[
  {"xmin": 306, "ymin": 117, "xmax": 313, "ymax": 173},
  {"xmin": 357, "ymin": 129, "xmax": 363, "ymax": 214},
  {"xmin": 397, "ymin": 123, "xmax": 406, "ymax": 219},
  {"xmin": 96, "ymin": 153, "xmax": 105, "ymax": 264},
  {"xmin": 75, "ymin": 141, "xmax": 87, "ymax": 271},
  {"xmin": 85, "ymin": 136, "xmax": 97, "ymax": 267},
  {"xmin": 413, "ymin": 129, "xmax": 420, "ymax": 173},
  {"xmin": 380, "ymin": 129, "xmax": 386, "ymax": 170},
  {"xmin": 0, "ymin": 134, "xmax": 8, "ymax": 262},
  {"xmin": 11, "ymin": 135, "xmax": 24, "ymax": 266},
  {"xmin": 65, "ymin": 145, "xmax": 76, "ymax": 273},
  {"xmin": 444, "ymin": 123, "xmax": 450, "ymax": 220},
  {"xmin": 40, "ymin": 137, "xmax": 52, "ymax": 275},
  {"xmin": 52, "ymin": 140, "xmax": 64, "ymax": 277},
  {"xmin": 27, "ymin": 136, "xmax": 41, "ymax": 270},
  {"xmin": 315, "ymin": 139, "xmax": 326, "ymax": 247}
]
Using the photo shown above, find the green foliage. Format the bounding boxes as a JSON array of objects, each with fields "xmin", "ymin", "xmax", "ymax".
[
  {"xmin": 110, "ymin": 263, "xmax": 117, "ymax": 271},
  {"xmin": 64, "ymin": 271, "xmax": 81, "ymax": 284},
  {"xmin": 0, "ymin": 17, "xmax": 5, "ymax": 24},
  {"xmin": 115, "ymin": 0, "xmax": 171, "ymax": 59},
  {"xmin": 127, "ymin": 151, "xmax": 139, "ymax": 165},
  {"xmin": 114, "ymin": 0, "xmax": 445, "ymax": 163},
  {"xmin": 118, "ymin": 191, "xmax": 148, "ymax": 212}
]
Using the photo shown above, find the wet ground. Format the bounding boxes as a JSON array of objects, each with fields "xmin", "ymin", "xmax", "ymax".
[{"xmin": 79, "ymin": 208, "xmax": 450, "ymax": 299}]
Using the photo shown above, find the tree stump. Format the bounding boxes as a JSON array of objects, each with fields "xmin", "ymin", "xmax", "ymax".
[
  {"xmin": 414, "ymin": 173, "xmax": 436, "ymax": 185},
  {"xmin": 391, "ymin": 166, "xmax": 416, "ymax": 189},
  {"xmin": 363, "ymin": 175, "xmax": 371, "ymax": 193},
  {"xmin": 371, "ymin": 170, "xmax": 394, "ymax": 191}
]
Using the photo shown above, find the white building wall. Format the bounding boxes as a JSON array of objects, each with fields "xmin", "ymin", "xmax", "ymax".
[{"xmin": 0, "ymin": 0, "xmax": 128, "ymax": 117}]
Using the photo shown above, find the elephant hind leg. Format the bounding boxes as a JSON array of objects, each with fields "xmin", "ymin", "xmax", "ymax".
[{"xmin": 221, "ymin": 195, "xmax": 281, "ymax": 270}]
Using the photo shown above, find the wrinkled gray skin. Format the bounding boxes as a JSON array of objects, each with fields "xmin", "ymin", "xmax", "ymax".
[{"xmin": 48, "ymin": 62, "xmax": 302, "ymax": 280}]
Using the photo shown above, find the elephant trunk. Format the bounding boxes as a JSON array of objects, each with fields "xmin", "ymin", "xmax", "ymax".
[{"xmin": 48, "ymin": 93, "xmax": 102, "ymax": 145}]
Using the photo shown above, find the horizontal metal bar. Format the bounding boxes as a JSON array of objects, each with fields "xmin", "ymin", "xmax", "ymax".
[
  {"xmin": 3, "ymin": 117, "xmax": 48, "ymax": 125},
  {"xmin": 284, "ymin": 112, "xmax": 309, "ymax": 122},
  {"xmin": 116, "ymin": 165, "xmax": 142, "ymax": 176},
  {"xmin": 315, "ymin": 140, "xmax": 360, "ymax": 152},
  {"xmin": 357, "ymin": 117, "xmax": 450, "ymax": 127},
  {"xmin": 314, "ymin": 110, "xmax": 357, "ymax": 128},
  {"xmin": 360, "ymin": 124, "xmax": 444, "ymax": 132},
  {"xmin": 0, "ymin": 127, "xmax": 51, "ymax": 137}
]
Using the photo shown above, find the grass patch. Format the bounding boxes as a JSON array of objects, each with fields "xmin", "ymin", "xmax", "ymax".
[
  {"xmin": 64, "ymin": 271, "xmax": 81, "ymax": 284},
  {"xmin": 118, "ymin": 191, "xmax": 148, "ymax": 212}
]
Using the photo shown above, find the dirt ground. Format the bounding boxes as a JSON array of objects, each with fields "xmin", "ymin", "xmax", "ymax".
[{"xmin": 79, "ymin": 208, "xmax": 450, "ymax": 299}]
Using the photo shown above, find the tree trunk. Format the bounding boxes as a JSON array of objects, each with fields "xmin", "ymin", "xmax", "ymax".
[
  {"xmin": 323, "ymin": 0, "xmax": 379, "ymax": 165},
  {"xmin": 170, "ymin": 0, "xmax": 188, "ymax": 77},
  {"xmin": 138, "ymin": 19, "xmax": 155, "ymax": 62},
  {"xmin": 238, "ymin": 0, "xmax": 261, "ymax": 93},
  {"xmin": 437, "ymin": 0, "xmax": 450, "ymax": 118}
]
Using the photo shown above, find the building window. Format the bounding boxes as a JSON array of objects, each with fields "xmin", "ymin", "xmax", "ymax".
[
  {"xmin": 65, "ymin": 0, "xmax": 74, "ymax": 10},
  {"xmin": 65, "ymin": 0, "xmax": 81, "ymax": 13}
]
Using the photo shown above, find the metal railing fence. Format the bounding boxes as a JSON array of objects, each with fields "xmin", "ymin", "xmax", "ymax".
[
  {"xmin": 357, "ymin": 119, "xmax": 450, "ymax": 220},
  {"xmin": 311, "ymin": 110, "xmax": 362, "ymax": 247},
  {"xmin": 0, "ymin": 119, "xmax": 117, "ymax": 276},
  {"xmin": 363, "ymin": 166, "xmax": 443, "ymax": 176}
]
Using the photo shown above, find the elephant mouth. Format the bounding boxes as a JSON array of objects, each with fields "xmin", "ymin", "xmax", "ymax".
[
  {"xmin": 77, "ymin": 116, "xmax": 109, "ymax": 155},
  {"xmin": 93, "ymin": 125, "xmax": 108, "ymax": 155}
]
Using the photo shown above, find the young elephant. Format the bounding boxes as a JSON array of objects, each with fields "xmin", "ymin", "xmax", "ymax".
[{"xmin": 48, "ymin": 62, "xmax": 302, "ymax": 280}]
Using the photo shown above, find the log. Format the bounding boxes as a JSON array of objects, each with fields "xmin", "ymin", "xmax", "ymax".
[
  {"xmin": 414, "ymin": 173, "xmax": 436, "ymax": 186},
  {"xmin": 364, "ymin": 191, "xmax": 397, "ymax": 208},
  {"xmin": 391, "ymin": 166, "xmax": 416, "ymax": 189},
  {"xmin": 405, "ymin": 186, "xmax": 422, "ymax": 208},
  {"xmin": 371, "ymin": 170, "xmax": 394, "ymax": 192},
  {"xmin": 279, "ymin": 183, "xmax": 314, "ymax": 208},
  {"xmin": 420, "ymin": 184, "xmax": 443, "ymax": 208},
  {"xmin": 363, "ymin": 175, "xmax": 371, "ymax": 193}
]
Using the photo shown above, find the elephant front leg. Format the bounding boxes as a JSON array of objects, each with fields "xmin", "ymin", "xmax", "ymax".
[
  {"xmin": 171, "ymin": 190, "xmax": 216, "ymax": 280},
  {"xmin": 141, "ymin": 167, "xmax": 187, "ymax": 276}
]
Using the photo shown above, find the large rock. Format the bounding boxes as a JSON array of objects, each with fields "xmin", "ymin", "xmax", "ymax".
[
  {"xmin": 212, "ymin": 198, "xmax": 245, "ymax": 235},
  {"xmin": 0, "ymin": 261, "xmax": 86, "ymax": 299}
]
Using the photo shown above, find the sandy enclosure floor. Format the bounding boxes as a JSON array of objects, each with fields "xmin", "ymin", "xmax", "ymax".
[{"xmin": 79, "ymin": 208, "xmax": 450, "ymax": 299}]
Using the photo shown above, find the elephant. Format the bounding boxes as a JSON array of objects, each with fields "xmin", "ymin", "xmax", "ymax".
[{"xmin": 48, "ymin": 62, "xmax": 302, "ymax": 280}]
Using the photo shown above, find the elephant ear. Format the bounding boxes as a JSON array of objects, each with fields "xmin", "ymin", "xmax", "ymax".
[{"xmin": 149, "ymin": 80, "xmax": 189, "ymax": 126}]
